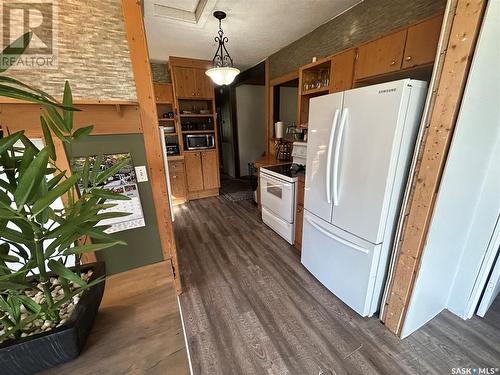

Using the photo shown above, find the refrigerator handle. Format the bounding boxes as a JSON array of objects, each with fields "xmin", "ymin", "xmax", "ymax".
[
  {"xmin": 326, "ymin": 109, "xmax": 340, "ymax": 204},
  {"xmin": 333, "ymin": 108, "xmax": 348, "ymax": 206},
  {"xmin": 305, "ymin": 215, "xmax": 369, "ymax": 254}
]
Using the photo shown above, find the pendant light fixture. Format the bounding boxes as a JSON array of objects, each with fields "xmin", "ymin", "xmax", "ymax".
[{"xmin": 205, "ymin": 11, "xmax": 240, "ymax": 86}]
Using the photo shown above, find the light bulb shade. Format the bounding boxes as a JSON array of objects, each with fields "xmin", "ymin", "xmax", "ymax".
[{"xmin": 205, "ymin": 67, "xmax": 240, "ymax": 85}]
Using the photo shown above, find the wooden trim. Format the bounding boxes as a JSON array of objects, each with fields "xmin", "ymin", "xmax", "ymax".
[
  {"xmin": 269, "ymin": 70, "xmax": 299, "ymax": 87},
  {"xmin": 0, "ymin": 98, "xmax": 138, "ymax": 105},
  {"xmin": 0, "ymin": 103, "xmax": 142, "ymax": 137},
  {"xmin": 187, "ymin": 188, "xmax": 219, "ymax": 200},
  {"xmin": 382, "ymin": 0, "xmax": 486, "ymax": 336},
  {"xmin": 265, "ymin": 58, "xmax": 271, "ymax": 157},
  {"xmin": 121, "ymin": 0, "xmax": 181, "ymax": 294},
  {"xmin": 299, "ymin": 56, "xmax": 332, "ymax": 71}
]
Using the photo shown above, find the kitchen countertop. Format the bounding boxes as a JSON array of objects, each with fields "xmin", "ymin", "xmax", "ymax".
[{"xmin": 253, "ymin": 155, "xmax": 292, "ymax": 168}]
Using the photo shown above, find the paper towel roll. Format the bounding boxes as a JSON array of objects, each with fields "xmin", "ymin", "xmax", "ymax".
[{"xmin": 275, "ymin": 121, "xmax": 284, "ymax": 139}]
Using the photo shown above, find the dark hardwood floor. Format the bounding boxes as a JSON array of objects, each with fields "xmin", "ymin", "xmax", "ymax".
[{"xmin": 174, "ymin": 197, "xmax": 500, "ymax": 375}]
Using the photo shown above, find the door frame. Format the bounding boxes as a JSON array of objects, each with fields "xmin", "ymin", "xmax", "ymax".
[{"xmin": 464, "ymin": 215, "xmax": 500, "ymax": 318}]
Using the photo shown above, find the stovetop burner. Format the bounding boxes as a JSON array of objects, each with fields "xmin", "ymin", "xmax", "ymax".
[{"xmin": 264, "ymin": 163, "xmax": 305, "ymax": 178}]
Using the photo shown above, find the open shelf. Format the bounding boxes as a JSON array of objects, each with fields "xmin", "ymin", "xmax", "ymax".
[
  {"xmin": 179, "ymin": 114, "xmax": 214, "ymax": 118},
  {"xmin": 181, "ymin": 130, "xmax": 215, "ymax": 134},
  {"xmin": 158, "ymin": 118, "xmax": 175, "ymax": 122},
  {"xmin": 301, "ymin": 86, "xmax": 330, "ymax": 96}
]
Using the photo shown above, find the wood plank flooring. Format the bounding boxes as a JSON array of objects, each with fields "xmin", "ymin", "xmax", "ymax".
[
  {"xmin": 43, "ymin": 261, "xmax": 190, "ymax": 375},
  {"xmin": 175, "ymin": 197, "xmax": 500, "ymax": 375}
]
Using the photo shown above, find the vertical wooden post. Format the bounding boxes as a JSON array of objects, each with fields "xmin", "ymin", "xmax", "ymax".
[
  {"xmin": 265, "ymin": 58, "xmax": 272, "ymax": 156},
  {"xmin": 121, "ymin": 0, "xmax": 181, "ymax": 293},
  {"xmin": 382, "ymin": 0, "xmax": 486, "ymax": 335}
]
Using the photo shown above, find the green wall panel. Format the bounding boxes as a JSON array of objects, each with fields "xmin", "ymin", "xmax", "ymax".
[{"xmin": 67, "ymin": 134, "xmax": 163, "ymax": 275}]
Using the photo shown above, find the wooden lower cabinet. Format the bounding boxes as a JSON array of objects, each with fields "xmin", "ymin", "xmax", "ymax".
[
  {"xmin": 168, "ymin": 159, "xmax": 187, "ymax": 205},
  {"xmin": 294, "ymin": 177, "xmax": 305, "ymax": 251},
  {"xmin": 201, "ymin": 150, "xmax": 220, "ymax": 190},
  {"xmin": 294, "ymin": 205, "xmax": 304, "ymax": 251},
  {"xmin": 184, "ymin": 152, "xmax": 204, "ymax": 192},
  {"xmin": 184, "ymin": 150, "xmax": 220, "ymax": 199}
]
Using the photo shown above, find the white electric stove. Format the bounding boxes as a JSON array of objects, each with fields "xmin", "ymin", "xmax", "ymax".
[{"xmin": 260, "ymin": 142, "xmax": 306, "ymax": 244}]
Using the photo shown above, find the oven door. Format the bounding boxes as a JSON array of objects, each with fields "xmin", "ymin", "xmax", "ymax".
[{"xmin": 260, "ymin": 172, "xmax": 295, "ymax": 223}]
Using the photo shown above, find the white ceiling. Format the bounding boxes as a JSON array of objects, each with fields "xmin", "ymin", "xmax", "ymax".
[{"xmin": 144, "ymin": 0, "xmax": 363, "ymax": 71}]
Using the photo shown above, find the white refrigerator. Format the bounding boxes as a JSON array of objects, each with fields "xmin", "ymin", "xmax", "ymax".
[{"xmin": 301, "ymin": 79, "xmax": 427, "ymax": 317}]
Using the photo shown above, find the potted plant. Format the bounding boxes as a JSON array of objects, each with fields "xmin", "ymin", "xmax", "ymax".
[{"xmin": 0, "ymin": 33, "xmax": 130, "ymax": 373}]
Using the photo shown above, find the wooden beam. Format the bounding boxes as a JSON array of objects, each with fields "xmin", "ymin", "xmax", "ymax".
[
  {"xmin": 269, "ymin": 70, "xmax": 299, "ymax": 87},
  {"xmin": 121, "ymin": 0, "xmax": 181, "ymax": 293},
  {"xmin": 382, "ymin": 0, "xmax": 487, "ymax": 336}
]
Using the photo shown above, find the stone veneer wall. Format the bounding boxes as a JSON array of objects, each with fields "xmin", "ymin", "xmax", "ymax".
[
  {"xmin": 269, "ymin": 0, "xmax": 446, "ymax": 79},
  {"xmin": 4, "ymin": 0, "xmax": 137, "ymax": 101},
  {"xmin": 151, "ymin": 62, "xmax": 171, "ymax": 83}
]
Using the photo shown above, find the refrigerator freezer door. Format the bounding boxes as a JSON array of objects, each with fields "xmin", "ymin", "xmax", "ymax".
[
  {"xmin": 304, "ymin": 92, "xmax": 343, "ymax": 222},
  {"xmin": 301, "ymin": 210, "xmax": 381, "ymax": 316},
  {"xmin": 331, "ymin": 80, "xmax": 413, "ymax": 244}
]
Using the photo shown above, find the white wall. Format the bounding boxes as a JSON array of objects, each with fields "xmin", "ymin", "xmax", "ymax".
[
  {"xmin": 279, "ymin": 86, "xmax": 298, "ymax": 127},
  {"xmin": 401, "ymin": 0, "xmax": 500, "ymax": 337},
  {"xmin": 236, "ymin": 85, "xmax": 266, "ymax": 176}
]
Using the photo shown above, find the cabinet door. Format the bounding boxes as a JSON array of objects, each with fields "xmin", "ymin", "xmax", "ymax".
[
  {"xmin": 153, "ymin": 83, "xmax": 173, "ymax": 103},
  {"xmin": 173, "ymin": 67, "xmax": 197, "ymax": 98},
  {"xmin": 184, "ymin": 152, "xmax": 204, "ymax": 192},
  {"xmin": 201, "ymin": 150, "xmax": 219, "ymax": 189},
  {"xmin": 195, "ymin": 68, "xmax": 214, "ymax": 99},
  {"xmin": 330, "ymin": 49, "xmax": 356, "ymax": 93},
  {"xmin": 168, "ymin": 160, "xmax": 187, "ymax": 203},
  {"xmin": 354, "ymin": 30, "xmax": 407, "ymax": 80},
  {"xmin": 402, "ymin": 14, "xmax": 443, "ymax": 69}
]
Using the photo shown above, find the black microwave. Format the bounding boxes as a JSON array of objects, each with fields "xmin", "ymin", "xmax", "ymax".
[{"xmin": 184, "ymin": 134, "xmax": 215, "ymax": 150}]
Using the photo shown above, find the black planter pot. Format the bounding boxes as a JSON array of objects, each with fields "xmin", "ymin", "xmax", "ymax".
[{"xmin": 0, "ymin": 262, "xmax": 106, "ymax": 375}]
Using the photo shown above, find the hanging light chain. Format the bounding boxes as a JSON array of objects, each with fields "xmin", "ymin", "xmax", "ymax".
[{"xmin": 212, "ymin": 17, "xmax": 234, "ymax": 68}]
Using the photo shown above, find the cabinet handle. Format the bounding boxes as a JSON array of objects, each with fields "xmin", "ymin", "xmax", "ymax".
[
  {"xmin": 390, "ymin": 60, "xmax": 396, "ymax": 66},
  {"xmin": 192, "ymin": 92, "xmax": 195, "ymax": 96},
  {"xmin": 405, "ymin": 56, "xmax": 412, "ymax": 61},
  {"xmin": 172, "ymin": 175, "xmax": 177, "ymax": 179}
]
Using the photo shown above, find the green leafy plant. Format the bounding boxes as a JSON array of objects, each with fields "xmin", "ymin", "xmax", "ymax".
[{"xmin": 0, "ymin": 32, "xmax": 130, "ymax": 342}]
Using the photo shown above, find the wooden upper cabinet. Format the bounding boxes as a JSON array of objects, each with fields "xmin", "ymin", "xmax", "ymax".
[
  {"xmin": 201, "ymin": 150, "xmax": 219, "ymax": 189},
  {"xmin": 153, "ymin": 83, "xmax": 173, "ymax": 103},
  {"xmin": 172, "ymin": 66, "xmax": 214, "ymax": 99},
  {"xmin": 402, "ymin": 14, "xmax": 444, "ymax": 69},
  {"xmin": 194, "ymin": 68, "xmax": 214, "ymax": 99},
  {"xmin": 330, "ymin": 49, "xmax": 356, "ymax": 93},
  {"xmin": 184, "ymin": 152, "xmax": 204, "ymax": 192},
  {"xmin": 354, "ymin": 29, "xmax": 407, "ymax": 80},
  {"xmin": 173, "ymin": 67, "xmax": 197, "ymax": 98}
]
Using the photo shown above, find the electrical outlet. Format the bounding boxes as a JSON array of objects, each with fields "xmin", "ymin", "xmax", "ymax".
[{"xmin": 135, "ymin": 166, "xmax": 148, "ymax": 182}]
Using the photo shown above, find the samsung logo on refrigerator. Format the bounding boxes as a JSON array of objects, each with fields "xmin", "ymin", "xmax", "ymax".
[{"xmin": 378, "ymin": 88, "xmax": 397, "ymax": 94}]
